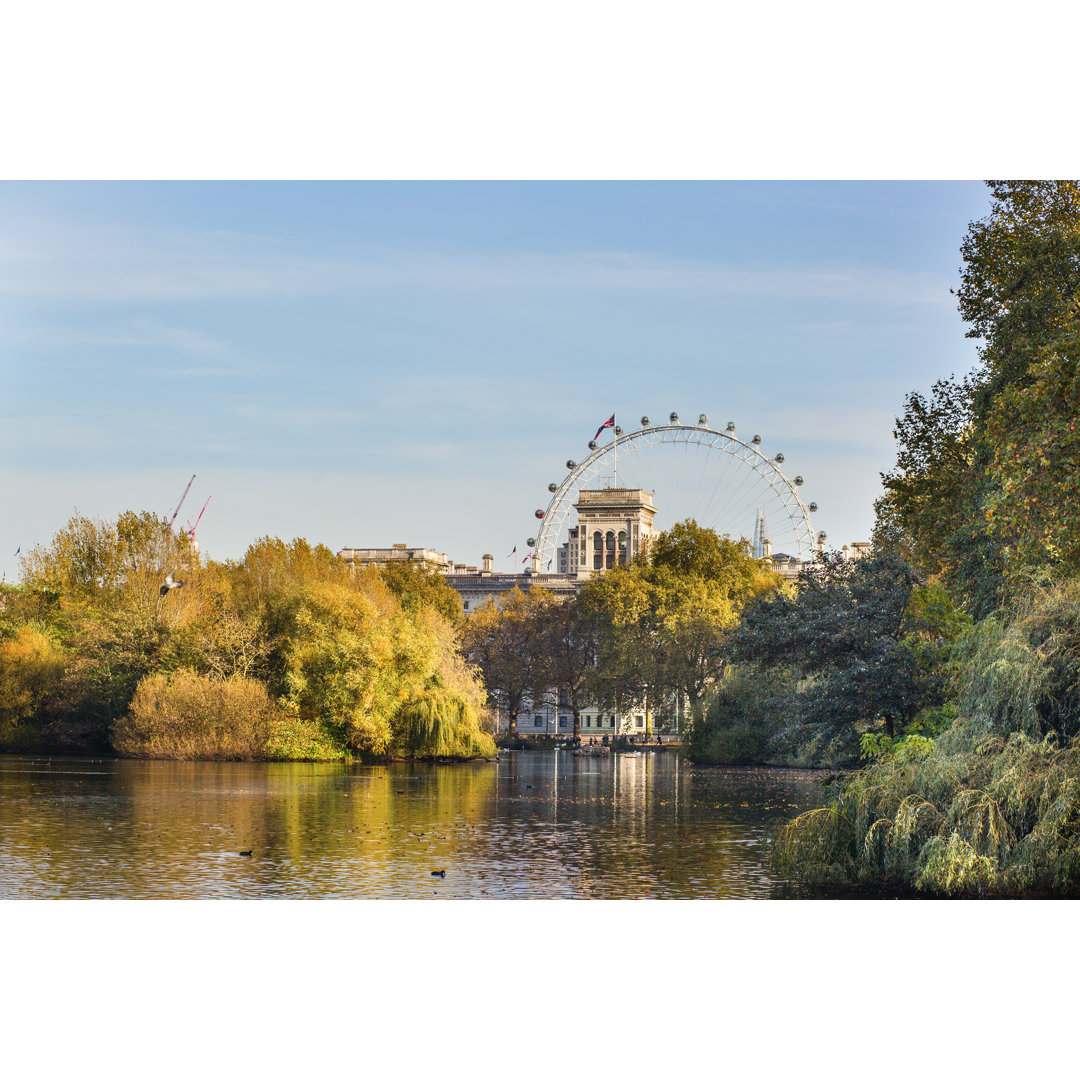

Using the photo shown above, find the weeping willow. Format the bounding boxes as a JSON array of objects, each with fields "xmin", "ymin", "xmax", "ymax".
[
  {"xmin": 773, "ymin": 581, "xmax": 1080, "ymax": 896},
  {"xmin": 773, "ymin": 719, "xmax": 1080, "ymax": 896},
  {"xmin": 390, "ymin": 683, "xmax": 496, "ymax": 759}
]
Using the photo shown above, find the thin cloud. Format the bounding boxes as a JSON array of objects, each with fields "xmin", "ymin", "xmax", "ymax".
[{"xmin": 0, "ymin": 218, "xmax": 954, "ymax": 309}]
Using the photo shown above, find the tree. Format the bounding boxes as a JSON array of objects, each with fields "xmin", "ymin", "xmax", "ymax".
[
  {"xmin": 646, "ymin": 518, "xmax": 776, "ymax": 604},
  {"xmin": 459, "ymin": 586, "xmax": 552, "ymax": 735},
  {"xmin": 375, "ymin": 561, "xmax": 463, "ymax": 626},
  {"xmin": 20, "ymin": 509, "xmax": 199, "ymax": 625},
  {"xmin": 0, "ymin": 625, "xmax": 65, "ymax": 731},
  {"xmin": 535, "ymin": 591, "xmax": 600, "ymax": 738},
  {"xmin": 582, "ymin": 521, "xmax": 781, "ymax": 733},
  {"xmin": 732, "ymin": 553, "xmax": 952, "ymax": 740},
  {"xmin": 873, "ymin": 375, "xmax": 977, "ymax": 576},
  {"xmin": 876, "ymin": 181, "xmax": 1080, "ymax": 615}
]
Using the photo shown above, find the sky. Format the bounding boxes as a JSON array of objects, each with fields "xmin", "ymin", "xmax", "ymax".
[{"xmin": 1, "ymin": 180, "xmax": 993, "ymax": 581}]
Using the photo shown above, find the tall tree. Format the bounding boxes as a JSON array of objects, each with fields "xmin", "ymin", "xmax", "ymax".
[
  {"xmin": 459, "ymin": 586, "xmax": 552, "ymax": 736},
  {"xmin": 535, "ymin": 591, "xmax": 600, "ymax": 738},
  {"xmin": 876, "ymin": 181, "xmax": 1080, "ymax": 615}
]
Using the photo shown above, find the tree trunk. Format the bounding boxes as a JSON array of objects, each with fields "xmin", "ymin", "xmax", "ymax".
[
  {"xmin": 508, "ymin": 707, "xmax": 517, "ymax": 736},
  {"xmin": 572, "ymin": 707, "xmax": 580, "ymax": 738}
]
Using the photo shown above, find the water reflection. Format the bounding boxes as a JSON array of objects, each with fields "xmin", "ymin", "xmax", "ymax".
[{"xmin": 0, "ymin": 752, "xmax": 825, "ymax": 899}]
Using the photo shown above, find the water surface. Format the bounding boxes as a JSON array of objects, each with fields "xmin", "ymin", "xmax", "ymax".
[{"xmin": 0, "ymin": 750, "xmax": 827, "ymax": 899}]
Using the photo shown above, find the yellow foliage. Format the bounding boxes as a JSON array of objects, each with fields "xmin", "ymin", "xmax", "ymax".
[
  {"xmin": 113, "ymin": 669, "xmax": 283, "ymax": 759},
  {"xmin": 0, "ymin": 625, "xmax": 65, "ymax": 727}
]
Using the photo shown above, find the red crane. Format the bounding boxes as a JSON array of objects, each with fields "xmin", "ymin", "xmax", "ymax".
[
  {"xmin": 165, "ymin": 474, "xmax": 196, "ymax": 529},
  {"xmin": 186, "ymin": 496, "xmax": 211, "ymax": 541}
]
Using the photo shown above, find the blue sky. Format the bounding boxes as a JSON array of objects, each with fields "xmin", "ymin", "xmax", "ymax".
[{"xmin": 2, "ymin": 181, "xmax": 991, "ymax": 580}]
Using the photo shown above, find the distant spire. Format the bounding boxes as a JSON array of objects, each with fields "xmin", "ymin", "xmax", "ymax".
[{"xmin": 753, "ymin": 506, "xmax": 769, "ymax": 559}]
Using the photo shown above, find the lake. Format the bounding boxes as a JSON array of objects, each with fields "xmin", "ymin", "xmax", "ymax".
[{"xmin": 0, "ymin": 749, "xmax": 829, "ymax": 899}]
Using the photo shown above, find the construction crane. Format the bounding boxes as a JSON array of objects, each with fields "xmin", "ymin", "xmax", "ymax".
[
  {"xmin": 186, "ymin": 496, "xmax": 211, "ymax": 542},
  {"xmin": 165, "ymin": 474, "xmax": 196, "ymax": 530}
]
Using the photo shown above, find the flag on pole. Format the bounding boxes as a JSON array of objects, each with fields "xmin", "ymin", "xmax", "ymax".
[
  {"xmin": 593, "ymin": 413, "xmax": 615, "ymax": 440},
  {"xmin": 13, "ymin": 547, "xmax": 19, "ymax": 556},
  {"xmin": 546, "ymin": 559, "xmax": 552, "ymax": 571},
  {"xmin": 522, "ymin": 555, "xmax": 530, "ymax": 564},
  {"xmin": 507, "ymin": 545, "xmax": 516, "ymax": 558}
]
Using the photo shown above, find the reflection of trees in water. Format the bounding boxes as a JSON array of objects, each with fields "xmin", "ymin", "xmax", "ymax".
[{"xmin": 0, "ymin": 755, "xmax": 822, "ymax": 898}]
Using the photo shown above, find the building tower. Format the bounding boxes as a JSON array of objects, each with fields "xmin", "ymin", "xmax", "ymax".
[
  {"xmin": 566, "ymin": 487, "xmax": 657, "ymax": 580},
  {"xmin": 753, "ymin": 506, "xmax": 770, "ymax": 560}
]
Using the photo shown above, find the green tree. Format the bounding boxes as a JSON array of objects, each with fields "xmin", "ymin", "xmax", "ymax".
[
  {"xmin": 732, "ymin": 553, "xmax": 953, "ymax": 742},
  {"xmin": 876, "ymin": 182, "xmax": 1080, "ymax": 615},
  {"xmin": 584, "ymin": 521, "xmax": 779, "ymax": 730}
]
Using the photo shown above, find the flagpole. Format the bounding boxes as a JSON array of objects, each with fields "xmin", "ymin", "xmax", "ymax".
[{"xmin": 613, "ymin": 412, "xmax": 617, "ymax": 489}]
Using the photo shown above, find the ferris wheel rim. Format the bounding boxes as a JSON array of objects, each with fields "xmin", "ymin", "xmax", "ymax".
[{"xmin": 529, "ymin": 421, "xmax": 816, "ymax": 569}]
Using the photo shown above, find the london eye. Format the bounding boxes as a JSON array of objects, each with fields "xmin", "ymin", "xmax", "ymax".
[{"xmin": 527, "ymin": 413, "xmax": 820, "ymax": 572}]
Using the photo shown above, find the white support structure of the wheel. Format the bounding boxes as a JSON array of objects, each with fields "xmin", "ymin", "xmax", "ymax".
[{"xmin": 530, "ymin": 422, "xmax": 815, "ymax": 572}]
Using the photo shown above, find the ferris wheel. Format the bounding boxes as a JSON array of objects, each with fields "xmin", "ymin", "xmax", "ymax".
[{"xmin": 527, "ymin": 412, "xmax": 822, "ymax": 572}]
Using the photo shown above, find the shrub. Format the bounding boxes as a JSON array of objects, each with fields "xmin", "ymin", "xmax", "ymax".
[
  {"xmin": 113, "ymin": 669, "xmax": 283, "ymax": 759},
  {"xmin": 0, "ymin": 625, "xmax": 65, "ymax": 730}
]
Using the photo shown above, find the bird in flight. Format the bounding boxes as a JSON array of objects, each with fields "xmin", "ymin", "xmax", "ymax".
[{"xmin": 160, "ymin": 571, "xmax": 184, "ymax": 597}]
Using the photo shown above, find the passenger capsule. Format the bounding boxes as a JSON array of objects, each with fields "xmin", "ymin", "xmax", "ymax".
[
  {"xmin": 817, "ymin": 531, "xmax": 828, "ymax": 541},
  {"xmin": 726, "ymin": 421, "xmax": 736, "ymax": 432},
  {"xmin": 588, "ymin": 440, "xmax": 598, "ymax": 450},
  {"xmin": 527, "ymin": 537, "xmax": 536, "ymax": 547},
  {"xmin": 774, "ymin": 453, "xmax": 785, "ymax": 463},
  {"xmin": 698, "ymin": 414, "xmax": 708, "ymax": 425},
  {"xmin": 752, "ymin": 434, "xmax": 762, "ymax": 445},
  {"xmin": 535, "ymin": 510, "xmax": 545, "ymax": 519},
  {"xmin": 548, "ymin": 482, "xmax": 558, "ymax": 493},
  {"xmin": 614, "ymin": 426, "xmax": 623, "ymax": 435},
  {"xmin": 794, "ymin": 475, "xmax": 804, "ymax": 486},
  {"xmin": 669, "ymin": 411, "xmax": 679, "ymax": 423},
  {"xmin": 641, "ymin": 416, "xmax": 651, "ymax": 426},
  {"xmin": 809, "ymin": 502, "xmax": 819, "ymax": 512},
  {"xmin": 566, "ymin": 460, "xmax": 576, "ymax": 470}
]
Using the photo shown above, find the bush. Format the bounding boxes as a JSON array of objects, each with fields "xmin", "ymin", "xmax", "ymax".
[{"xmin": 113, "ymin": 669, "xmax": 284, "ymax": 759}]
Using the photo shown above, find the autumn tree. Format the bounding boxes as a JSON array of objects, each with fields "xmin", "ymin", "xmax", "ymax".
[
  {"xmin": 534, "ymin": 590, "xmax": 600, "ymax": 738},
  {"xmin": 375, "ymin": 560, "xmax": 463, "ymax": 626},
  {"xmin": 459, "ymin": 586, "xmax": 554, "ymax": 735}
]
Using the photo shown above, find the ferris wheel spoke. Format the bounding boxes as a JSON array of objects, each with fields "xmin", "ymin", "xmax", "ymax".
[{"xmin": 533, "ymin": 419, "xmax": 816, "ymax": 567}]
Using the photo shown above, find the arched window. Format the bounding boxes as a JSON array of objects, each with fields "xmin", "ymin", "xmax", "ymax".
[
  {"xmin": 605, "ymin": 531, "xmax": 615, "ymax": 552},
  {"xmin": 593, "ymin": 531, "xmax": 603, "ymax": 551}
]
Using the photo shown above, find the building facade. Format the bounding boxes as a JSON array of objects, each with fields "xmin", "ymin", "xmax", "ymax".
[{"xmin": 339, "ymin": 493, "xmax": 868, "ymax": 737}]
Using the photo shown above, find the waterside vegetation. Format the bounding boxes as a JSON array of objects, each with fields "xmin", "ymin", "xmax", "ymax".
[
  {"xmin": 0, "ymin": 523, "xmax": 492, "ymax": 761},
  {"xmin": 768, "ymin": 181, "xmax": 1080, "ymax": 896}
]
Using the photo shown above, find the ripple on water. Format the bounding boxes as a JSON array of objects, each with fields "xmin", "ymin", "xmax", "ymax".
[{"xmin": 0, "ymin": 754, "xmax": 827, "ymax": 899}]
